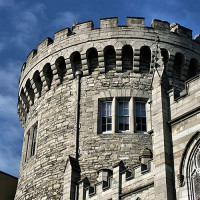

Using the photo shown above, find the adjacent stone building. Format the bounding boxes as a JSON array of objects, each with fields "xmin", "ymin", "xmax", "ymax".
[{"xmin": 15, "ymin": 17, "xmax": 200, "ymax": 200}]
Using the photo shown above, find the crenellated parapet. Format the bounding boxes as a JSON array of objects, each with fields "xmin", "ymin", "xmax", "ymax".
[
  {"xmin": 17, "ymin": 17, "xmax": 200, "ymax": 126},
  {"xmin": 64, "ymin": 148, "xmax": 154, "ymax": 200},
  {"xmin": 15, "ymin": 17, "xmax": 200, "ymax": 200}
]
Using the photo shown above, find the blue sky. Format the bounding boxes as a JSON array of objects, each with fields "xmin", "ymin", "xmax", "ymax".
[{"xmin": 0, "ymin": 0, "xmax": 200, "ymax": 177}]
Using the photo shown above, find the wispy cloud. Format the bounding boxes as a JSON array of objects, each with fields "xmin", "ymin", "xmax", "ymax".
[
  {"xmin": 0, "ymin": 0, "xmax": 14, "ymax": 8},
  {"xmin": 0, "ymin": 123, "xmax": 22, "ymax": 176},
  {"xmin": 52, "ymin": 11, "xmax": 79, "ymax": 29},
  {"xmin": 8, "ymin": 3, "xmax": 47, "ymax": 49},
  {"xmin": 0, "ymin": 61, "xmax": 21, "ymax": 95}
]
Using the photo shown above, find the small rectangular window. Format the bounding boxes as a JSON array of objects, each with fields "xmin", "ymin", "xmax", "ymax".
[
  {"xmin": 118, "ymin": 102, "xmax": 129, "ymax": 131},
  {"xmin": 135, "ymin": 102, "xmax": 146, "ymax": 132},
  {"xmin": 101, "ymin": 102, "xmax": 112, "ymax": 133},
  {"xmin": 31, "ymin": 126, "xmax": 37, "ymax": 156}
]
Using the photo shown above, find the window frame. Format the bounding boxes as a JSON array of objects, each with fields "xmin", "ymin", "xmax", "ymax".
[
  {"xmin": 30, "ymin": 125, "xmax": 37, "ymax": 157},
  {"xmin": 101, "ymin": 101, "xmax": 113, "ymax": 134},
  {"xmin": 97, "ymin": 97, "xmax": 148, "ymax": 134},
  {"xmin": 23, "ymin": 124, "xmax": 38, "ymax": 163},
  {"xmin": 134, "ymin": 101, "xmax": 147, "ymax": 133},
  {"xmin": 117, "ymin": 100, "xmax": 130, "ymax": 132}
]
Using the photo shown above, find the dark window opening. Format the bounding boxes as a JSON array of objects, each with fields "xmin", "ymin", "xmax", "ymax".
[
  {"xmin": 122, "ymin": 45, "xmax": 133, "ymax": 71},
  {"xmin": 55, "ymin": 57, "xmax": 66, "ymax": 83},
  {"xmin": 140, "ymin": 46, "xmax": 151, "ymax": 73},
  {"xmin": 87, "ymin": 48, "xmax": 98, "ymax": 74},
  {"xmin": 43, "ymin": 63, "xmax": 53, "ymax": 90},
  {"xmin": 104, "ymin": 46, "xmax": 116, "ymax": 72}
]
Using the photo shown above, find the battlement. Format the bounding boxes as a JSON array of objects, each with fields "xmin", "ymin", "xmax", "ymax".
[
  {"xmin": 169, "ymin": 74, "xmax": 200, "ymax": 123},
  {"xmin": 63, "ymin": 153, "xmax": 154, "ymax": 200},
  {"xmin": 15, "ymin": 17, "xmax": 200, "ymax": 200},
  {"xmin": 21, "ymin": 17, "xmax": 200, "ymax": 74}
]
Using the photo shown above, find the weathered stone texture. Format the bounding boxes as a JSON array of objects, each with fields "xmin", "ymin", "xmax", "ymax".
[{"xmin": 16, "ymin": 17, "xmax": 200, "ymax": 200}]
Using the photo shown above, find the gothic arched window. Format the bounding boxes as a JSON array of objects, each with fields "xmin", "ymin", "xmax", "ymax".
[{"xmin": 188, "ymin": 143, "xmax": 200, "ymax": 200}]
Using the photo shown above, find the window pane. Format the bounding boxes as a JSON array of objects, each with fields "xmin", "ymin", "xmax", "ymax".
[
  {"xmin": 136, "ymin": 102, "xmax": 140, "ymax": 110},
  {"xmin": 136, "ymin": 108, "xmax": 140, "ymax": 116},
  {"xmin": 142, "ymin": 125, "xmax": 146, "ymax": 131},
  {"xmin": 124, "ymin": 102, "xmax": 128, "ymax": 109},
  {"xmin": 107, "ymin": 124, "xmax": 112, "ymax": 131},
  {"xmin": 119, "ymin": 123, "xmax": 123, "ymax": 130},
  {"xmin": 142, "ymin": 117, "xmax": 146, "ymax": 124},
  {"xmin": 102, "ymin": 103, "xmax": 106, "ymax": 116},
  {"xmin": 102, "ymin": 124, "xmax": 106, "ymax": 132},
  {"xmin": 119, "ymin": 117, "xmax": 124, "ymax": 123},
  {"xmin": 119, "ymin": 102, "xmax": 123, "ymax": 115},
  {"xmin": 102, "ymin": 117, "xmax": 106, "ymax": 124},
  {"xmin": 135, "ymin": 102, "xmax": 146, "ymax": 132},
  {"xmin": 107, "ymin": 117, "xmax": 112, "ymax": 124},
  {"xmin": 124, "ymin": 108, "xmax": 129, "ymax": 115},
  {"xmin": 141, "ymin": 103, "xmax": 145, "ymax": 110},
  {"xmin": 107, "ymin": 103, "xmax": 112, "ymax": 116},
  {"xmin": 125, "ymin": 117, "xmax": 129, "ymax": 124},
  {"xmin": 101, "ymin": 102, "xmax": 112, "ymax": 132},
  {"xmin": 136, "ymin": 124, "xmax": 141, "ymax": 131},
  {"xmin": 118, "ymin": 102, "xmax": 129, "ymax": 131},
  {"xmin": 136, "ymin": 117, "xmax": 140, "ymax": 123},
  {"xmin": 125, "ymin": 124, "xmax": 129, "ymax": 130}
]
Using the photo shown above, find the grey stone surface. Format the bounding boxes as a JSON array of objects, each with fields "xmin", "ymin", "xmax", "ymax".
[{"xmin": 15, "ymin": 17, "xmax": 200, "ymax": 200}]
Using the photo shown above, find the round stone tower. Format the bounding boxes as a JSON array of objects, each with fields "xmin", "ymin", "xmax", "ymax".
[{"xmin": 15, "ymin": 17, "xmax": 200, "ymax": 199}]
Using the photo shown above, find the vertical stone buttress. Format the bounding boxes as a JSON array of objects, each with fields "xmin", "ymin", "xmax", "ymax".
[{"xmin": 151, "ymin": 67, "xmax": 175, "ymax": 199}]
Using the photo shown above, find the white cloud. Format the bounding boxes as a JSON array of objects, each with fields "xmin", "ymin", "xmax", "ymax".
[
  {"xmin": 52, "ymin": 11, "xmax": 79, "ymax": 29},
  {"xmin": 0, "ymin": 140, "xmax": 22, "ymax": 176},
  {"xmin": 0, "ymin": 95, "xmax": 17, "ymax": 118},
  {"xmin": 10, "ymin": 3, "xmax": 47, "ymax": 48},
  {"xmin": 0, "ymin": 60, "xmax": 21, "ymax": 95}
]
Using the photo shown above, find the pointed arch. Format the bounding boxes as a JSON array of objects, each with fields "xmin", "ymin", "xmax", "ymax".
[{"xmin": 177, "ymin": 131, "xmax": 200, "ymax": 200}]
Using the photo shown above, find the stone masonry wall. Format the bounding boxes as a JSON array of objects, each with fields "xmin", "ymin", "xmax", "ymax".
[{"xmin": 15, "ymin": 17, "xmax": 200, "ymax": 199}]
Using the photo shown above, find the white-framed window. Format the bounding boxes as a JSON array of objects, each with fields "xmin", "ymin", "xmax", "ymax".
[
  {"xmin": 118, "ymin": 101, "xmax": 129, "ymax": 131},
  {"xmin": 135, "ymin": 102, "xmax": 147, "ymax": 132},
  {"xmin": 101, "ymin": 102, "xmax": 112, "ymax": 133},
  {"xmin": 98, "ymin": 97, "xmax": 147, "ymax": 134}
]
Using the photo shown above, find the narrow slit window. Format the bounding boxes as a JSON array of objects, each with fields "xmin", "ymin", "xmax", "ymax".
[
  {"xmin": 118, "ymin": 102, "xmax": 129, "ymax": 131},
  {"xmin": 102, "ymin": 102, "xmax": 112, "ymax": 133},
  {"xmin": 31, "ymin": 126, "xmax": 37, "ymax": 156},
  {"xmin": 25, "ymin": 133, "xmax": 30, "ymax": 162}
]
